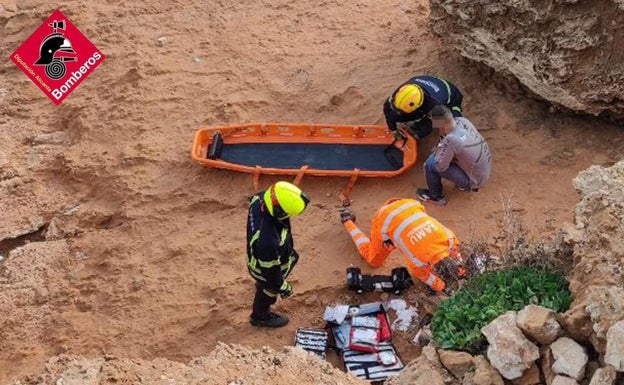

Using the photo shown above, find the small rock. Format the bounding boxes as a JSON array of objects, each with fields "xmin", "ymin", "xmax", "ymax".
[
  {"xmin": 552, "ymin": 375, "xmax": 579, "ymax": 385},
  {"xmin": 193, "ymin": 57, "xmax": 201, "ymax": 63},
  {"xmin": 0, "ymin": 255, "xmax": 4, "ymax": 263},
  {"xmin": 438, "ymin": 349, "xmax": 474, "ymax": 378},
  {"xmin": 605, "ymin": 320, "xmax": 624, "ymax": 371},
  {"xmin": 542, "ymin": 346, "xmax": 557, "ymax": 385},
  {"xmin": 155, "ymin": 36, "xmax": 167, "ymax": 46},
  {"xmin": 466, "ymin": 355, "xmax": 505, "ymax": 385},
  {"xmin": 482, "ymin": 312, "xmax": 540, "ymax": 380},
  {"xmin": 559, "ymin": 305, "xmax": 593, "ymax": 344},
  {"xmin": 551, "ymin": 337, "xmax": 588, "ymax": 381},
  {"xmin": 517, "ymin": 305, "xmax": 562, "ymax": 345},
  {"xmin": 511, "ymin": 363, "xmax": 541, "ymax": 385},
  {"xmin": 588, "ymin": 366, "xmax": 618, "ymax": 385}
]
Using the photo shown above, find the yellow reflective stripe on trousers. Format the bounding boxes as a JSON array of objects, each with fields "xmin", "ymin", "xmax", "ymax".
[
  {"xmin": 381, "ymin": 202, "xmax": 421, "ymax": 241},
  {"xmin": 393, "ymin": 214, "xmax": 428, "ymax": 267},
  {"xmin": 263, "ymin": 288, "xmax": 278, "ymax": 297},
  {"xmin": 441, "ymin": 79, "xmax": 452, "ymax": 104}
]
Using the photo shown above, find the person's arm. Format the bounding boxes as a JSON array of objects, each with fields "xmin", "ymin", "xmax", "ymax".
[
  {"xmin": 343, "ymin": 220, "xmax": 390, "ymax": 267},
  {"xmin": 383, "ymin": 99, "xmax": 398, "ymax": 131},
  {"xmin": 433, "ymin": 136, "xmax": 456, "ymax": 173},
  {"xmin": 255, "ymin": 225, "xmax": 285, "ymax": 292}
]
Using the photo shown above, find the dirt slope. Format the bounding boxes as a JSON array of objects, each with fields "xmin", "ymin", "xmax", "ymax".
[
  {"xmin": 11, "ymin": 344, "xmax": 367, "ymax": 385},
  {"xmin": 0, "ymin": 0, "xmax": 623, "ymax": 383}
]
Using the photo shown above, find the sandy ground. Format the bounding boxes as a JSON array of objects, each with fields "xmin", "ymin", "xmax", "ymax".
[{"xmin": 1, "ymin": 0, "xmax": 623, "ymax": 382}]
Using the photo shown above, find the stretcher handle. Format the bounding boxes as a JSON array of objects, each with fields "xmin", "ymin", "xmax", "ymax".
[{"xmin": 339, "ymin": 168, "xmax": 360, "ymax": 206}]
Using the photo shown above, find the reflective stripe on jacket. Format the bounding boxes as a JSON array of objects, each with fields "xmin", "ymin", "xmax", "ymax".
[{"xmin": 247, "ymin": 193, "xmax": 298, "ymax": 291}]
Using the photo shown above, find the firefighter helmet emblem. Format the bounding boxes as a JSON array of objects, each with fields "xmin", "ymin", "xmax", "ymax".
[{"xmin": 34, "ymin": 20, "xmax": 77, "ymax": 80}]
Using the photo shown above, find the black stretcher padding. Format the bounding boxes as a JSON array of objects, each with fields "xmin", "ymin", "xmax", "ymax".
[{"xmin": 218, "ymin": 143, "xmax": 402, "ymax": 171}]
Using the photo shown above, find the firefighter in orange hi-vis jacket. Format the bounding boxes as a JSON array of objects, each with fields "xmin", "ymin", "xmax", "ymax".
[{"xmin": 340, "ymin": 198, "xmax": 465, "ymax": 295}]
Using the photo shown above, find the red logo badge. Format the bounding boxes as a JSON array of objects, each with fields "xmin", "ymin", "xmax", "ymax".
[{"xmin": 10, "ymin": 9, "xmax": 105, "ymax": 105}]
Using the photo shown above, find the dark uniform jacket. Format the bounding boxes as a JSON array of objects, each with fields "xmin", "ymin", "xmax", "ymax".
[
  {"xmin": 246, "ymin": 193, "xmax": 298, "ymax": 293},
  {"xmin": 384, "ymin": 75, "xmax": 462, "ymax": 132}
]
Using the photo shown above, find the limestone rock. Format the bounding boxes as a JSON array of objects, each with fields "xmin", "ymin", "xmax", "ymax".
[
  {"xmin": 588, "ymin": 366, "xmax": 618, "ymax": 385},
  {"xmin": 542, "ymin": 347, "xmax": 557, "ymax": 385},
  {"xmin": 438, "ymin": 349, "xmax": 474, "ymax": 378},
  {"xmin": 517, "ymin": 305, "xmax": 562, "ymax": 345},
  {"xmin": 605, "ymin": 320, "xmax": 624, "ymax": 371},
  {"xmin": 395, "ymin": 346, "xmax": 451, "ymax": 385},
  {"xmin": 552, "ymin": 375, "xmax": 580, "ymax": 385},
  {"xmin": 481, "ymin": 312, "xmax": 540, "ymax": 380},
  {"xmin": 551, "ymin": 337, "xmax": 589, "ymax": 381},
  {"xmin": 462, "ymin": 355, "xmax": 504, "ymax": 385},
  {"xmin": 511, "ymin": 363, "xmax": 541, "ymax": 385},
  {"xmin": 429, "ymin": 1, "xmax": 624, "ymax": 120},
  {"xmin": 559, "ymin": 305, "xmax": 594, "ymax": 345},
  {"xmin": 585, "ymin": 361, "xmax": 601, "ymax": 383}
]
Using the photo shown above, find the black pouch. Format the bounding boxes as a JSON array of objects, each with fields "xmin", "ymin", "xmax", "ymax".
[{"xmin": 384, "ymin": 135, "xmax": 406, "ymax": 170}]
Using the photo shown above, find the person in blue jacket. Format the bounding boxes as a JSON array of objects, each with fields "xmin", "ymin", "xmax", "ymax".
[
  {"xmin": 246, "ymin": 181, "xmax": 310, "ymax": 328},
  {"xmin": 384, "ymin": 75, "xmax": 464, "ymax": 139}
]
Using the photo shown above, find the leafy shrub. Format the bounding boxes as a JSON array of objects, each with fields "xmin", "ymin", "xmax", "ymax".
[{"xmin": 431, "ymin": 266, "xmax": 571, "ymax": 353}]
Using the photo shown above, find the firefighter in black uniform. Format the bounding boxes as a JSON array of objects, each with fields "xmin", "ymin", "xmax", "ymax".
[
  {"xmin": 246, "ymin": 181, "xmax": 310, "ymax": 328},
  {"xmin": 383, "ymin": 75, "xmax": 464, "ymax": 140}
]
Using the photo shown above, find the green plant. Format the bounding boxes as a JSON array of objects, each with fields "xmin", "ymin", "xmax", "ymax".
[{"xmin": 431, "ymin": 266, "xmax": 571, "ymax": 353}]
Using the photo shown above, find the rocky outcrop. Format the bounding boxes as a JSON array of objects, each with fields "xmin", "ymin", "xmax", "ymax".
[
  {"xmin": 481, "ymin": 312, "xmax": 540, "ymax": 380},
  {"xmin": 429, "ymin": 1, "xmax": 624, "ymax": 119},
  {"xmin": 550, "ymin": 337, "xmax": 588, "ymax": 381},
  {"xmin": 557, "ymin": 161, "xmax": 624, "ymax": 354},
  {"xmin": 605, "ymin": 320, "xmax": 624, "ymax": 371},
  {"xmin": 517, "ymin": 305, "xmax": 562, "ymax": 345}
]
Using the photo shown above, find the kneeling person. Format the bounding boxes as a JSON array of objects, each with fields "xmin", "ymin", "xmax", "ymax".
[
  {"xmin": 417, "ymin": 105, "xmax": 492, "ymax": 206},
  {"xmin": 340, "ymin": 198, "xmax": 463, "ymax": 294}
]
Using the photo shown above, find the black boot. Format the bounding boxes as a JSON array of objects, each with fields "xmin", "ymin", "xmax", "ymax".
[
  {"xmin": 250, "ymin": 312, "xmax": 289, "ymax": 328},
  {"xmin": 425, "ymin": 286, "xmax": 438, "ymax": 296}
]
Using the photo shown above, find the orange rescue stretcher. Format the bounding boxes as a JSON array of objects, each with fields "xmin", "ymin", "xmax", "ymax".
[{"xmin": 191, "ymin": 123, "xmax": 417, "ymax": 204}]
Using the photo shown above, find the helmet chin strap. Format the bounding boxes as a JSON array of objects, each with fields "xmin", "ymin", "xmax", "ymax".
[{"xmin": 270, "ymin": 185, "xmax": 289, "ymax": 220}]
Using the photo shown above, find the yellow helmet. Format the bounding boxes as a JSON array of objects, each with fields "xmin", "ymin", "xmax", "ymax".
[
  {"xmin": 393, "ymin": 84, "xmax": 424, "ymax": 114},
  {"xmin": 263, "ymin": 181, "xmax": 310, "ymax": 220}
]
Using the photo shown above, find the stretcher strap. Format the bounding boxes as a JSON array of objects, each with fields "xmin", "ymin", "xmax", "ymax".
[
  {"xmin": 339, "ymin": 168, "xmax": 360, "ymax": 206},
  {"xmin": 293, "ymin": 165, "xmax": 309, "ymax": 186},
  {"xmin": 253, "ymin": 165, "xmax": 262, "ymax": 192}
]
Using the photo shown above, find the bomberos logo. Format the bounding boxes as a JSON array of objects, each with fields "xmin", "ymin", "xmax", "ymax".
[{"xmin": 10, "ymin": 9, "xmax": 105, "ymax": 105}]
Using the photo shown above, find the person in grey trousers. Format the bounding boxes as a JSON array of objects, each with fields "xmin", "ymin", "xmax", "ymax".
[{"xmin": 416, "ymin": 105, "xmax": 491, "ymax": 206}]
